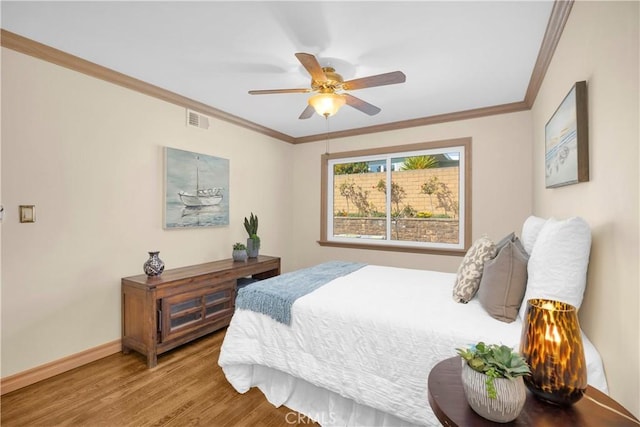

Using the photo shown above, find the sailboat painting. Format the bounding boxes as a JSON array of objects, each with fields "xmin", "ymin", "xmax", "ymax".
[{"xmin": 164, "ymin": 147, "xmax": 229, "ymax": 228}]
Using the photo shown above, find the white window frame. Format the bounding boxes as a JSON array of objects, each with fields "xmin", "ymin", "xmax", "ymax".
[{"xmin": 320, "ymin": 138, "xmax": 472, "ymax": 255}]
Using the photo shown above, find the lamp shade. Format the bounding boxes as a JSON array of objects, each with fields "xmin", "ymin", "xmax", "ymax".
[
  {"xmin": 519, "ymin": 299, "xmax": 587, "ymax": 405},
  {"xmin": 308, "ymin": 93, "xmax": 346, "ymax": 117}
]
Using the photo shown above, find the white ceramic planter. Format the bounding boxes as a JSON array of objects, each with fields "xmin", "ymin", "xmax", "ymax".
[
  {"xmin": 232, "ymin": 249, "xmax": 248, "ymax": 262},
  {"xmin": 460, "ymin": 362, "xmax": 526, "ymax": 423}
]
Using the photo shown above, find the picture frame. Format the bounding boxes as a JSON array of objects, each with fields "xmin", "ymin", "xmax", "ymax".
[
  {"xmin": 545, "ymin": 81, "xmax": 589, "ymax": 188},
  {"xmin": 19, "ymin": 205, "xmax": 36, "ymax": 223},
  {"xmin": 164, "ymin": 147, "xmax": 229, "ymax": 228}
]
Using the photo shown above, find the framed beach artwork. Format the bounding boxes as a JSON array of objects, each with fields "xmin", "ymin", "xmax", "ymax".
[
  {"xmin": 545, "ymin": 81, "xmax": 589, "ymax": 188},
  {"xmin": 164, "ymin": 147, "xmax": 229, "ymax": 228}
]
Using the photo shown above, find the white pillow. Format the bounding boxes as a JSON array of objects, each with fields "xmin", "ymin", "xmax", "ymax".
[
  {"xmin": 521, "ymin": 215, "xmax": 547, "ymax": 255},
  {"xmin": 518, "ymin": 217, "xmax": 592, "ymax": 321}
]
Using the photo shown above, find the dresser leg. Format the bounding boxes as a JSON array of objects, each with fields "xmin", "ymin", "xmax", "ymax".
[{"xmin": 147, "ymin": 354, "xmax": 157, "ymax": 368}]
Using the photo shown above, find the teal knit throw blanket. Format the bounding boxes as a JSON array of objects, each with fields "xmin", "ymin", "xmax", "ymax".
[{"xmin": 236, "ymin": 261, "xmax": 366, "ymax": 325}]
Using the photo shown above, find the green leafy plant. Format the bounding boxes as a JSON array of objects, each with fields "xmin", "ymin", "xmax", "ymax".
[
  {"xmin": 334, "ymin": 162, "xmax": 369, "ymax": 175},
  {"xmin": 416, "ymin": 211, "xmax": 433, "ymax": 218},
  {"xmin": 233, "ymin": 242, "xmax": 246, "ymax": 250},
  {"xmin": 400, "ymin": 205, "xmax": 416, "ymax": 218},
  {"xmin": 420, "ymin": 176, "xmax": 440, "ymax": 213},
  {"xmin": 376, "ymin": 179, "xmax": 406, "ymax": 214},
  {"xmin": 457, "ymin": 342, "xmax": 530, "ymax": 399},
  {"xmin": 244, "ymin": 212, "xmax": 258, "ymax": 236},
  {"xmin": 244, "ymin": 213, "xmax": 260, "ymax": 248},
  {"xmin": 339, "ymin": 180, "xmax": 374, "ymax": 216},
  {"xmin": 400, "ymin": 155, "xmax": 439, "ymax": 170},
  {"xmin": 420, "ymin": 176, "xmax": 458, "ymax": 218}
]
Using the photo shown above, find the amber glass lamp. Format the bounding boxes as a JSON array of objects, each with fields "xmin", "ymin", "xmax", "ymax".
[{"xmin": 519, "ymin": 298, "xmax": 587, "ymax": 405}]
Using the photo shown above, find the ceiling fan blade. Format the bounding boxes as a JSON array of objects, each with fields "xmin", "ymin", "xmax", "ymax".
[
  {"xmin": 342, "ymin": 71, "xmax": 406, "ymax": 91},
  {"xmin": 298, "ymin": 104, "xmax": 315, "ymax": 120},
  {"xmin": 344, "ymin": 94, "xmax": 382, "ymax": 116},
  {"xmin": 295, "ymin": 52, "xmax": 328, "ymax": 82},
  {"xmin": 248, "ymin": 88, "xmax": 311, "ymax": 95}
]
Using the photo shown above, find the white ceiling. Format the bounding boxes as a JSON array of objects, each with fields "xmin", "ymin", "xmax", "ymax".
[{"xmin": 1, "ymin": 1, "xmax": 555, "ymax": 140}]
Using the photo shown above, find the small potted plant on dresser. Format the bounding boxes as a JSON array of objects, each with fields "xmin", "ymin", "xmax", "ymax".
[
  {"xmin": 232, "ymin": 242, "xmax": 248, "ymax": 262},
  {"xmin": 244, "ymin": 212, "xmax": 260, "ymax": 258},
  {"xmin": 456, "ymin": 342, "xmax": 530, "ymax": 423}
]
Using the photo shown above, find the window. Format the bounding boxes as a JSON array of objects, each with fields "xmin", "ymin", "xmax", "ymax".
[{"xmin": 320, "ymin": 138, "xmax": 471, "ymax": 254}]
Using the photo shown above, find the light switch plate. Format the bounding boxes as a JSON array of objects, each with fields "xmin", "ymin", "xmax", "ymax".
[{"xmin": 19, "ymin": 205, "xmax": 35, "ymax": 223}]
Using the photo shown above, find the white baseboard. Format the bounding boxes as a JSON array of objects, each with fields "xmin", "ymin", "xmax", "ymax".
[{"xmin": 1, "ymin": 339, "xmax": 122, "ymax": 395}]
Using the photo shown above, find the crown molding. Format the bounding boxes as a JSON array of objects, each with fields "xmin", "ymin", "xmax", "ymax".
[
  {"xmin": 524, "ymin": 0, "xmax": 574, "ymax": 107},
  {"xmin": 0, "ymin": 29, "xmax": 295, "ymax": 144},
  {"xmin": 294, "ymin": 101, "xmax": 529, "ymax": 144},
  {"xmin": 1, "ymin": 0, "xmax": 571, "ymax": 144}
]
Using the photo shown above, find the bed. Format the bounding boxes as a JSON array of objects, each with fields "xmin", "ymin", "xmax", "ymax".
[{"xmin": 218, "ymin": 216, "xmax": 608, "ymax": 426}]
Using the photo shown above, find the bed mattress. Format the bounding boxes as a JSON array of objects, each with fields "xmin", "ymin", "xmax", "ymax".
[{"xmin": 219, "ymin": 265, "xmax": 608, "ymax": 426}]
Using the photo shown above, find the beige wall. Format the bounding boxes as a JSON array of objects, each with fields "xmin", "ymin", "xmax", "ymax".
[
  {"xmin": 2, "ymin": 1, "xmax": 638, "ymax": 418},
  {"xmin": 530, "ymin": 1, "xmax": 639, "ymax": 416},
  {"xmin": 0, "ymin": 48, "xmax": 294, "ymax": 377},
  {"xmin": 290, "ymin": 111, "xmax": 533, "ymax": 273}
]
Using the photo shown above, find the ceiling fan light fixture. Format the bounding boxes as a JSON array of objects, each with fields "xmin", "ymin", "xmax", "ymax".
[
  {"xmin": 249, "ymin": 53, "xmax": 405, "ymax": 120},
  {"xmin": 308, "ymin": 92, "xmax": 346, "ymax": 118}
]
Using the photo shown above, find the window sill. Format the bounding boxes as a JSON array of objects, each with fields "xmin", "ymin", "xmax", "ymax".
[{"xmin": 317, "ymin": 240, "xmax": 466, "ymax": 256}]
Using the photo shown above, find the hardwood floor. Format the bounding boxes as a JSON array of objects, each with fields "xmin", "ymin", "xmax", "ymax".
[{"xmin": 1, "ymin": 329, "xmax": 318, "ymax": 426}]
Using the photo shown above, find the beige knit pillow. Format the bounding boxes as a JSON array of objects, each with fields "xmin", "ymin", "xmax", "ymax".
[
  {"xmin": 477, "ymin": 238, "xmax": 529, "ymax": 322},
  {"xmin": 452, "ymin": 236, "xmax": 497, "ymax": 303}
]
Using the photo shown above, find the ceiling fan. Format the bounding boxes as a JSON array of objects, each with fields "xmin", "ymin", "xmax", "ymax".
[{"xmin": 248, "ymin": 53, "xmax": 406, "ymax": 119}]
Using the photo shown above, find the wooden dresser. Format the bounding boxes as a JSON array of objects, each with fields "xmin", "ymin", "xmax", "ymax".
[{"xmin": 121, "ymin": 255, "xmax": 280, "ymax": 367}]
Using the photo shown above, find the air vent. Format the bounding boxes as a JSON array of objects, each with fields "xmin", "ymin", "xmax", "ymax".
[{"xmin": 186, "ymin": 109, "xmax": 210, "ymax": 130}]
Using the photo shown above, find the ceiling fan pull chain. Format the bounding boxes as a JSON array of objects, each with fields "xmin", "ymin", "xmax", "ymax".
[{"xmin": 325, "ymin": 116, "xmax": 331, "ymax": 154}]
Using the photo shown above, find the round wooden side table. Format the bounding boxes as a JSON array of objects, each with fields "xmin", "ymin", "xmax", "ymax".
[{"xmin": 428, "ymin": 357, "xmax": 639, "ymax": 426}]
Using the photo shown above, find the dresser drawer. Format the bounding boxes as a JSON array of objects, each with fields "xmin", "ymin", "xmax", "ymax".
[{"xmin": 159, "ymin": 281, "xmax": 234, "ymax": 343}]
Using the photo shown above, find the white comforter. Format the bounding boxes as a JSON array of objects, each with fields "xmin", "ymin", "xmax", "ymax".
[{"xmin": 219, "ymin": 265, "xmax": 608, "ymax": 426}]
